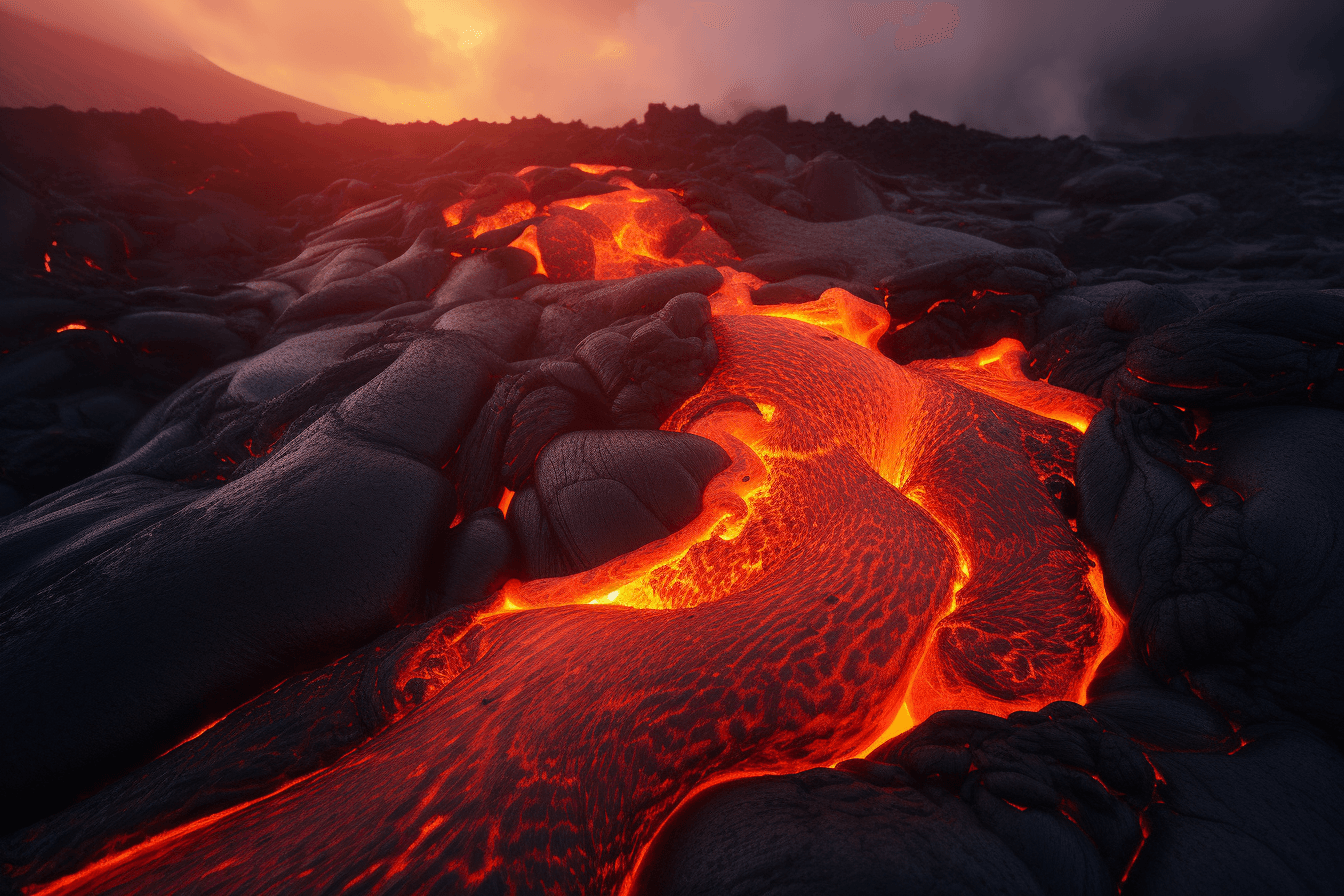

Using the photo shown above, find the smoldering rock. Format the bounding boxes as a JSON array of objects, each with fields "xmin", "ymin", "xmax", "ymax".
[
  {"xmin": 1075, "ymin": 292, "xmax": 1344, "ymax": 738},
  {"xmin": 0, "ymin": 163, "xmax": 51, "ymax": 270},
  {"xmin": 534, "ymin": 177, "xmax": 628, "ymax": 206},
  {"xmin": 509, "ymin": 429, "xmax": 729, "ymax": 578},
  {"xmin": 450, "ymin": 374, "xmax": 528, "ymax": 517},
  {"xmin": 1115, "ymin": 290, "xmax": 1344, "ymax": 407},
  {"xmin": 499, "ymin": 385, "xmax": 597, "ymax": 489},
  {"xmin": 575, "ymin": 327, "xmax": 632, "ymax": 396},
  {"xmin": 1084, "ymin": 648, "xmax": 1239, "ymax": 754},
  {"xmin": 612, "ymin": 315, "xmax": 717, "ymax": 429},
  {"xmin": 273, "ymin": 228, "xmax": 449, "ymax": 329},
  {"xmin": 634, "ymin": 768, "xmax": 1046, "ymax": 896},
  {"xmin": 880, "ymin": 248, "xmax": 1072, "ymax": 318},
  {"xmin": 434, "ymin": 296, "xmax": 542, "ymax": 361},
  {"xmin": 451, "ymin": 296, "xmax": 718, "ymax": 518},
  {"xmin": 111, "ymin": 311, "xmax": 252, "ymax": 366},
  {"xmin": 1192, "ymin": 406, "xmax": 1344, "ymax": 737},
  {"xmin": 52, "ymin": 219, "xmax": 130, "ymax": 275},
  {"xmin": 303, "ymin": 195, "xmax": 405, "ymax": 246},
  {"xmin": 431, "ymin": 247, "xmax": 538, "ymax": 311},
  {"xmin": 265, "ymin": 241, "xmax": 387, "ymax": 295},
  {"xmin": 301, "ymin": 244, "xmax": 389, "ymax": 294},
  {"xmin": 0, "ymin": 297, "xmax": 89, "ymax": 335},
  {"xmin": 530, "ymin": 265, "xmax": 722, "ymax": 357},
  {"xmin": 1125, "ymin": 724, "xmax": 1344, "ymax": 896},
  {"xmin": 658, "ymin": 291, "xmax": 712, "ymax": 339},
  {"xmin": 462, "ymin": 172, "xmax": 531, "ymax": 212},
  {"xmin": 426, "ymin": 507, "xmax": 514, "ymax": 615},
  {"xmin": 523, "ymin": 166, "xmax": 586, "ymax": 204},
  {"xmin": 225, "ymin": 319, "xmax": 392, "ymax": 405},
  {"xmin": 110, "ymin": 359, "xmax": 247, "ymax": 468},
  {"xmin": 563, "ymin": 292, "xmax": 717, "ymax": 429},
  {"xmin": 0, "ymin": 333, "xmax": 496, "ymax": 832},
  {"xmin": 642, "ymin": 704, "xmax": 1154, "ymax": 896},
  {"xmin": 879, "ymin": 291, "xmax": 1040, "ymax": 363},
  {"xmin": 534, "ymin": 206, "xmax": 609, "ymax": 282},
  {"xmin": 0, "ymin": 604, "xmax": 483, "ymax": 888},
  {"xmin": 1028, "ymin": 281, "xmax": 1199, "ymax": 397}
]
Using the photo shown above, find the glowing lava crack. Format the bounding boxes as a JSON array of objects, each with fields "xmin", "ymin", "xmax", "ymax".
[{"xmin": 38, "ymin": 287, "xmax": 1119, "ymax": 896}]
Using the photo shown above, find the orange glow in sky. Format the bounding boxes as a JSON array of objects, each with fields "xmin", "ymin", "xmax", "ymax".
[{"xmin": 2, "ymin": 0, "xmax": 1336, "ymax": 138}]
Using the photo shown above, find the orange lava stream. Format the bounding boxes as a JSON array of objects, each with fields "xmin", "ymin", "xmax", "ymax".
[
  {"xmin": 444, "ymin": 198, "xmax": 538, "ymax": 239},
  {"xmin": 33, "ymin": 275, "xmax": 1123, "ymax": 896},
  {"xmin": 445, "ymin": 167, "xmax": 732, "ymax": 281}
]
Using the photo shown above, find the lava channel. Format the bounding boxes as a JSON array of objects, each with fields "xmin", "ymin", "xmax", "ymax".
[{"xmin": 34, "ymin": 281, "xmax": 1120, "ymax": 896}]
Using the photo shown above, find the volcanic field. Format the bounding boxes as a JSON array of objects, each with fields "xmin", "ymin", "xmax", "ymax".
[{"xmin": 0, "ymin": 102, "xmax": 1342, "ymax": 895}]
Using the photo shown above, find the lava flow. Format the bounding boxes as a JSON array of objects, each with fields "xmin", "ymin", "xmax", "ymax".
[
  {"xmin": 447, "ymin": 164, "xmax": 735, "ymax": 281},
  {"xmin": 32, "ymin": 186, "xmax": 1121, "ymax": 896}
]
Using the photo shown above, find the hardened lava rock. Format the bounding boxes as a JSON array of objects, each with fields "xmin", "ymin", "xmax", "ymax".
[{"xmin": 1, "ymin": 104, "xmax": 1342, "ymax": 895}]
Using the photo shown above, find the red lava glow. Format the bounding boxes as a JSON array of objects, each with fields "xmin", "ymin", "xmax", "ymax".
[
  {"xmin": 570, "ymin": 163, "xmax": 632, "ymax": 177},
  {"xmin": 443, "ymin": 167, "xmax": 733, "ymax": 281},
  {"xmin": 34, "ymin": 270, "xmax": 1122, "ymax": 894},
  {"xmin": 444, "ymin": 198, "xmax": 538, "ymax": 238},
  {"xmin": 511, "ymin": 180, "xmax": 733, "ymax": 280}
]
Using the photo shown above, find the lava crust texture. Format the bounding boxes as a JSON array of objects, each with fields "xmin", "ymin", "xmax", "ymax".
[{"xmin": 1, "ymin": 104, "xmax": 1341, "ymax": 896}]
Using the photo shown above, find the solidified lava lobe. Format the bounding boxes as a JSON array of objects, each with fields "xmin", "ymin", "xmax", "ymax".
[{"xmin": 37, "ymin": 283, "xmax": 1118, "ymax": 896}]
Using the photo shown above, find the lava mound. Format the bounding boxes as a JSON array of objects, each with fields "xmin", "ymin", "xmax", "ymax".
[{"xmin": 1, "ymin": 104, "xmax": 1342, "ymax": 895}]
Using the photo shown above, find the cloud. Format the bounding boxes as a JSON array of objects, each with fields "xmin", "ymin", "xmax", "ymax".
[
  {"xmin": 6, "ymin": 0, "xmax": 1340, "ymax": 138},
  {"xmin": 151, "ymin": 0, "xmax": 449, "ymax": 87},
  {"xmin": 3, "ymin": 0, "xmax": 195, "ymax": 59}
]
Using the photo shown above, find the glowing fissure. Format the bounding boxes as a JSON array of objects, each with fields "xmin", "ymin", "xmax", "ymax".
[{"xmin": 37, "ymin": 185, "xmax": 1122, "ymax": 896}]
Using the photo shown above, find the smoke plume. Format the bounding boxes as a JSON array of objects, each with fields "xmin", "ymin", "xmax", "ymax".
[{"xmin": 4, "ymin": 0, "xmax": 1341, "ymax": 137}]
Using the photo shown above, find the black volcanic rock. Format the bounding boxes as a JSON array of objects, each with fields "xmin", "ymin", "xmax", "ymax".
[
  {"xmin": 510, "ymin": 429, "xmax": 728, "ymax": 577},
  {"xmin": 0, "ymin": 332, "xmax": 496, "ymax": 831},
  {"xmin": 1060, "ymin": 163, "xmax": 1166, "ymax": 204},
  {"xmin": 0, "ymin": 103, "xmax": 1342, "ymax": 896}
]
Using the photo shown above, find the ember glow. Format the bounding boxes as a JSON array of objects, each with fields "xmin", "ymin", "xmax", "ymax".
[
  {"xmin": 443, "ymin": 165, "xmax": 733, "ymax": 280},
  {"xmin": 32, "ymin": 194, "xmax": 1119, "ymax": 894}
]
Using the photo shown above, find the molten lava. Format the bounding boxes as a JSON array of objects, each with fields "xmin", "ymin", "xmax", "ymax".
[
  {"xmin": 447, "ymin": 165, "xmax": 734, "ymax": 281},
  {"xmin": 31, "ymin": 197, "xmax": 1121, "ymax": 896}
]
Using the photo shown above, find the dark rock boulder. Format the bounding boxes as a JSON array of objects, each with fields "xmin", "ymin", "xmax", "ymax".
[
  {"xmin": 0, "ymin": 333, "xmax": 495, "ymax": 832},
  {"xmin": 509, "ymin": 429, "xmax": 728, "ymax": 577},
  {"xmin": 530, "ymin": 265, "xmax": 722, "ymax": 357},
  {"xmin": 1060, "ymin": 164, "xmax": 1164, "ymax": 205}
]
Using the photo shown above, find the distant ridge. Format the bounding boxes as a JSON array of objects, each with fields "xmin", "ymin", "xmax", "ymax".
[{"xmin": 0, "ymin": 9, "xmax": 353, "ymax": 124}]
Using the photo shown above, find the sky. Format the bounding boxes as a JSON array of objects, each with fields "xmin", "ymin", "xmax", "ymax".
[{"xmin": 5, "ymin": 0, "xmax": 1342, "ymax": 139}]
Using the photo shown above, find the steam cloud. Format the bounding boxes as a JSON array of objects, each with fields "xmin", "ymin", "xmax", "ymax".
[{"xmin": 4, "ymin": 0, "xmax": 1341, "ymax": 138}]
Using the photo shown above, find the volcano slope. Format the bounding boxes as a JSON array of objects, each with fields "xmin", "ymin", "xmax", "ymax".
[{"xmin": 0, "ymin": 104, "xmax": 1342, "ymax": 895}]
